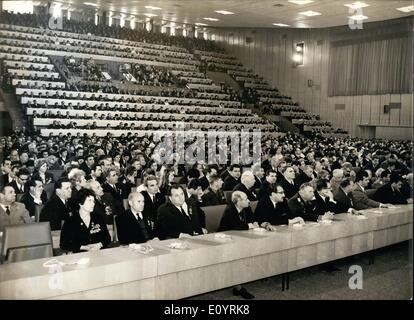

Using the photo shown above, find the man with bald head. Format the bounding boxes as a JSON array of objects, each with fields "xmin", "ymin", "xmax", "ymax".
[
  {"xmin": 233, "ymin": 171, "xmax": 257, "ymax": 201},
  {"xmin": 116, "ymin": 192, "xmax": 155, "ymax": 245}
]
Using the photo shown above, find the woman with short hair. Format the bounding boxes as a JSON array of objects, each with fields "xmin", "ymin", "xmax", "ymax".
[{"xmin": 60, "ymin": 189, "xmax": 111, "ymax": 253}]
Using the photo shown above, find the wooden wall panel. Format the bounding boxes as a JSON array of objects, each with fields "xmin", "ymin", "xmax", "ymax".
[
  {"xmin": 400, "ymin": 94, "xmax": 412, "ymax": 127},
  {"xmin": 370, "ymin": 96, "xmax": 381, "ymax": 125},
  {"xmin": 379, "ymin": 94, "xmax": 391, "ymax": 125},
  {"xmin": 389, "ymin": 94, "xmax": 401, "ymax": 126}
]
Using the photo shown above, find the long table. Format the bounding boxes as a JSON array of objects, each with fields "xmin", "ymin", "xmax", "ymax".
[{"xmin": 0, "ymin": 205, "xmax": 411, "ymax": 299}]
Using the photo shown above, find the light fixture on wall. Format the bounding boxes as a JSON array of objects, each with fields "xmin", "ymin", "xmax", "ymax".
[{"xmin": 293, "ymin": 41, "xmax": 304, "ymax": 67}]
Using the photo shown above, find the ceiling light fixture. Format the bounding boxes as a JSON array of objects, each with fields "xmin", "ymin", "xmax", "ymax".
[
  {"xmin": 344, "ymin": 2, "xmax": 369, "ymax": 9},
  {"xmin": 288, "ymin": 0, "xmax": 314, "ymax": 5},
  {"xmin": 195, "ymin": 22, "xmax": 208, "ymax": 26},
  {"xmin": 298, "ymin": 10, "xmax": 321, "ymax": 16},
  {"xmin": 272, "ymin": 23, "xmax": 290, "ymax": 27},
  {"xmin": 396, "ymin": 5, "xmax": 414, "ymax": 13},
  {"xmin": 144, "ymin": 13, "xmax": 158, "ymax": 17},
  {"xmin": 215, "ymin": 10, "xmax": 234, "ymax": 15},
  {"xmin": 145, "ymin": 6, "xmax": 162, "ymax": 10},
  {"xmin": 203, "ymin": 17, "xmax": 219, "ymax": 21}
]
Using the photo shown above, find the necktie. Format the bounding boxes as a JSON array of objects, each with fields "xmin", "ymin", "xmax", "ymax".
[
  {"xmin": 5, "ymin": 206, "xmax": 10, "ymax": 216},
  {"xmin": 180, "ymin": 206, "xmax": 191, "ymax": 221}
]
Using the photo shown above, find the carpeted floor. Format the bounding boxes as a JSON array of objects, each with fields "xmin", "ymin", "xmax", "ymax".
[{"xmin": 189, "ymin": 241, "xmax": 413, "ymax": 300}]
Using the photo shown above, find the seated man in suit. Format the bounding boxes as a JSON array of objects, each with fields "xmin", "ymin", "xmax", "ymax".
[
  {"xmin": 39, "ymin": 178, "xmax": 73, "ymax": 230},
  {"xmin": 257, "ymin": 169, "xmax": 277, "ymax": 200},
  {"xmin": 86, "ymin": 180, "xmax": 121, "ymax": 225},
  {"xmin": 314, "ymin": 179, "xmax": 343, "ymax": 214},
  {"xmin": 288, "ymin": 182, "xmax": 333, "ymax": 222},
  {"xmin": 280, "ymin": 166, "xmax": 300, "ymax": 199},
  {"xmin": 157, "ymin": 184, "xmax": 205, "ymax": 240},
  {"xmin": 352, "ymin": 171, "xmax": 391, "ymax": 210},
  {"xmin": 233, "ymin": 171, "xmax": 257, "ymax": 201},
  {"xmin": 218, "ymin": 191, "xmax": 259, "ymax": 231},
  {"xmin": 218, "ymin": 191, "xmax": 259, "ymax": 300},
  {"xmin": 222, "ymin": 164, "xmax": 241, "ymax": 191},
  {"xmin": 333, "ymin": 179, "xmax": 360, "ymax": 214},
  {"xmin": 102, "ymin": 168, "xmax": 124, "ymax": 214},
  {"xmin": 373, "ymin": 173, "xmax": 412, "ymax": 205},
  {"xmin": 20, "ymin": 178, "xmax": 48, "ymax": 217},
  {"xmin": 141, "ymin": 175, "xmax": 166, "ymax": 234},
  {"xmin": 201, "ymin": 175, "xmax": 226, "ymax": 206},
  {"xmin": 199, "ymin": 166, "xmax": 218, "ymax": 191},
  {"xmin": 254, "ymin": 184, "xmax": 290, "ymax": 228},
  {"xmin": 116, "ymin": 192, "xmax": 157, "ymax": 245},
  {"xmin": 0, "ymin": 158, "xmax": 13, "ymax": 189},
  {"xmin": 0, "ymin": 185, "xmax": 31, "ymax": 232},
  {"xmin": 7, "ymin": 167, "xmax": 30, "ymax": 195}
]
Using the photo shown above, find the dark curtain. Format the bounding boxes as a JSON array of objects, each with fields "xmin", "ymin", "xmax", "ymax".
[{"xmin": 328, "ymin": 36, "xmax": 412, "ymax": 96}]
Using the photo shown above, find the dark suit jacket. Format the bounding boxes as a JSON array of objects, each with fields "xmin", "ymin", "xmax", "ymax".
[
  {"xmin": 94, "ymin": 193, "xmax": 121, "ymax": 225},
  {"xmin": 202, "ymin": 187, "xmax": 227, "ymax": 206},
  {"xmin": 217, "ymin": 202, "xmax": 254, "ymax": 232},
  {"xmin": 39, "ymin": 195, "xmax": 72, "ymax": 230},
  {"xmin": 116, "ymin": 209, "xmax": 153, "ymax": 245},
  {"xmin": 333, "ymin": 188, "xmax": 355, "ymax": 213},
  {"xmin": 31, "ymin": 172, "xmax": 54, "ymax": 185},
  {"xmin": 102, "ymin": 182, "xmax": 125, "ymax": 213},
  {"xmin": 141, "ymin": 190, "xmax": 166, "ymax": 234},
  {"xmin": 287, "ymin": 193, "xmax": 324, "ymax": 222},
  {"xmin": 314, "ymin": 192, "xmax": 343, "ymax": 214},
  {"xmin": 254, "ymin": 197, "xmax": 289, "ymax": 225},
  {"xmin": 60, "ymin": 212, "xmax": 111, "ymax": 252},
  {"xmin": 373, "ymin": 183, "xmax": 408, "ymax": 205},
  {"xmin": 199, "ymin": 176, "xmax": 210, "ymax": 191},
  {"xmin": 0, "ymin": 174, "xmax": 12, "ymax": 188},
  {"xmin": 20, "ymin": 191, "xmax": 48, "ymax": 217},
  {"xmin": 79, "ymin": 162, "xmax": 92, "ymax": 175},
  {"xmin": 102, "ymin": 182, "xmax": 124, "ymax": 200},
  {"xmin": 233, "ymin": 183, "xmax": 257, "ymax": 201},
  {"xmin": 157, "ymin": 200, "xmax": 204, "ymax": 240},
  {"xmin": 295, "ymin": 170, "xmax": 313, "ymax": 187},
  {"xmin": 257, "ymin": 180, "xmax": 274, "ymax": 200},
  {"xmin": 7, "ymin": 180, "xmax": 28, "ymax": 194},
  {"xmin": 352, "ymin": 184, "xmax": 381, "ymax": 210},
  {"xmin": 280, "ymin": 178, "xmax": 299, "ymax": 199},
  {"xmin": 253, "ymin": 176, "xmax": 264, "ymax": 189},
  {"xmin": 223, "ymin": 175, "xmax": 239, "ymax": 191}
]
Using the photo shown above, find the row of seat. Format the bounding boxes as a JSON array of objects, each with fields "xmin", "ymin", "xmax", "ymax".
[
  {"xmin": 0, "ymin": 23, "xmax": 189, "ymax": 54},
  {"xmin": 28, "ymin": 109, "xmax": 259, "ymax": 124},
  {"xmin": 3, "ymin": 60, "xmax": 55, "ymax": 70},
  {"xmin": 17, "ymin": 88, "xmax": 241, "ymax": 108},
  {"xmin": 0, "ymin": 52, "xmax": 49, "ymax": 63},
  {"xmin": 25, "ymin": 102, "xmax": 250, "ymax": 116},
  {"xmin": 13, "ymin": 79, "xmax": 65, "ymax": 88},
  {"xmin": 40, "ymin": 128, "xmax": 285, "ymax": 138},
  {"xmin": 7, "ymin": 68, "xmax": 60, "ymax": 79},
  {"xmin": 0, "ymin": 29, "xmax": 198, "ymax": 67},
  {"xmin": 1, "ymin": 43, "xmax": 198, "ymax": 72}
]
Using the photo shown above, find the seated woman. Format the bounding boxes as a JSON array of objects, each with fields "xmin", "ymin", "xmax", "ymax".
[
  {"xmin": 60, "ymin": 189, "xmax": 111, "ymax": 253},
  {"xmin": 32, "ymin": 159, "xmax": 54, "ymax": 185}
]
